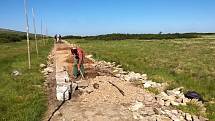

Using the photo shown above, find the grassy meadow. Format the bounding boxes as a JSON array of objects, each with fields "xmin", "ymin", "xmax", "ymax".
[
  {"xmin": 68, "ymin": 38, "xmax": 215, "ymax": 120},
  {"xmin": 0, "ymin": 39, "xmax": 53, "ymax": 121}
]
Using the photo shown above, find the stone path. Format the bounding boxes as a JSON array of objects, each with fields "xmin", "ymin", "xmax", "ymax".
[{"xmin": 42, "ymin": 41, "xmax": 208, "ymax": 121}]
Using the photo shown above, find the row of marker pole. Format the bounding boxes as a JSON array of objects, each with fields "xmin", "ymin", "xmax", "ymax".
[{"xmin": 24, "ymin": 0, "xmax": 48, "ymax": 69}]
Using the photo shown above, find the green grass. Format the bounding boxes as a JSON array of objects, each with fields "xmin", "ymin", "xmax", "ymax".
[
  {"xmin": 68, "ymin": 38, "xmax": 215, "ymax": 120},
  {"xmin": 146, "ymin": 87, "xmax": 160, "ymax": 95},
  {"xmin": 176, "ymin": 102, "xmax": 203, "ymax": 116},
  {"xmin": 206, "ymin": 103, "xmax": 215, "ymax": 120},
  {"xmin": 0, "ymin": 39, "xmax": 53, "ymax": 121}
]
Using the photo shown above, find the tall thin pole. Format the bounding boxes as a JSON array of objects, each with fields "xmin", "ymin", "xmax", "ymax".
[
  {"xmin": 41, "ymin": 19, "xmax": 44, "ymax": 45},
  {"xmin": 24, "ymin": 0, "xmax": 31, "ymax": 69},
  {"xmin": 32, "ymin": 8, "xmax": 38, "ymax": 55},
  {"xmin": 46, "ymin": 23, "xmax": 48, "ymax": 43}
]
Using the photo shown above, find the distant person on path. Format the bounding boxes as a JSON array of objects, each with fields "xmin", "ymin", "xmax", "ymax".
[
  {"xmin": 54, "ymin": 34, "xmax": 57, "ymax": 43},
  {"xmin": 59, "ymin": 34, "xmax": 62, "ymax": 42},
  {"xmin": 55, "ymin": 34, "xmax": 62, "ymax": 43},
  {"xmin": 71, "ymin": 47, "xmax": 85, "ymax": 79}
]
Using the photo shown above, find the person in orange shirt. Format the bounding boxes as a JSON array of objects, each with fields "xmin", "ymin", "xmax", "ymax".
[{"xmin": 71, "ymin": 47, "xmax": 85, "ymax": 79}]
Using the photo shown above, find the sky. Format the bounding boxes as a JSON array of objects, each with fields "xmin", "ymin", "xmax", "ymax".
[{"xmin": 0, "ymin": 0, "xmax": 214, "ymax": 36}]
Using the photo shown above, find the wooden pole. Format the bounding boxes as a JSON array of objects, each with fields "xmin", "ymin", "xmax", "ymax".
[
  {"xmin": 45, "ymin": 23, "xmax": 48, "ymax": 44},
  {"xmin": 32, "ymin": 8, "xmax": 39, "ymax": 56},
  {"xmin": 41, "ymin": 19, "xmax": 44, "ymax": 45},
  {"xmin": 24, "ymin": 0, "xmax": 31, "ymax": 69}
]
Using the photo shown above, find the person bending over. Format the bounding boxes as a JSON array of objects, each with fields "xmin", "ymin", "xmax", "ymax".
[{"xmin": 71, "ymin": 47, "xmax": 85, "ymax": 79}]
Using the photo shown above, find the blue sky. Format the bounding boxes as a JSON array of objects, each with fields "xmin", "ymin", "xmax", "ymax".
[{"xmin": 0, "ymin": 0, "xmax": 214, "ymax": 36}]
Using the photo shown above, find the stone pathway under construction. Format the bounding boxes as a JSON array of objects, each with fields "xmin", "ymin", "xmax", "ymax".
[{"xmin": 42, "ymin": 41, "xmax": 208, "ymax": 121}]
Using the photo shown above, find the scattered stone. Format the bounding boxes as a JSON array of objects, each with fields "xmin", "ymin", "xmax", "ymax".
[
  {"xmin": 116, "ymin": 65, "xmax": 122, "ymax": 68},
  {"xmin": 170, "ymin": 115, "xmax": 180, "ymax": 121},
  {"xmin": 160, "ymin": 92, "xmax": 169, "ymax": 100},
  {"xmin": 143, "ymin": 82, "xmax": 151, "ymax": 88},
  {"xmin": 185, "ymin": 113, "xmax": 192, "ymax": 121},
  {"xmin": 179, "ymin": 116, "xmax": 186, "ymax": 121},
  {"xmin": 12, "ymin": 70, "xmax": 21, "ymax": 76},
  {"xmin": 171, "ymin": 110, "xmax": 178, "ymax": 115},
  {"xmin": 112, "ymin": 69, "xmax": 119, "ymax": 73},
  {"xmin": 129, "ymin": 101, "xmax": 144, "ymax": 111},
  {"xmin": 182, "ymin": 98, "xmax": 190, "ymax": 104},
  {"xmin": 115, "ymin": 74, "xmax": 121, "ymax": 78},
  {"xmin": 85, "ymin": 86, "xmax": 94, "ymax": 94},
  {"xmin": 165, "ymin": 100, "xmax": 171, "ymax": 107},
  {"xmin": 192, "ymin": 115, "xmax": 200, "ymax": 121},
  {"xmin": 141, "ymin": 74, "xmax": 147, "ymax": 80},
  {"xmin": 40, "ymin": 63, "xmax": 46, "ymax": 68},
  {"xmin": 167, "ymin": 90, "xmax": 180, "ymax": 96},
  {"xmin": 44, "ymin": 67, "xmax": 54, "ymax": 73},
  {"xmin": 198, "ymin": 116, "xmax": 209, "ymax": 121},
  {"xmin": 77, "ymin": 81, "xmax": 89, "ymax": 89},
  {"xmin": 170, "ymin": 101, "xmax": 179, "ymax": 106},
  {"xmin": 145, "ymin": 107, "xmax": 155, "ymax": 115},
  {"xmin": 175, "ymin": 98, "xmax": 183, "ymax": 103},
  {"xmin": 158, "ymin": 116, "xmax": 172, "ymax": 121},
  {"xmin": 154, "ymin": 108, "xmax": 162, "ymax": 115},
  {"xmin": 54, "ymin": 111, "xmax": 62, "ymax": 117},
  {"xmin": 71, "ymin": 83, "xmax": 78, "ymax": 94},
  {"xmin": 32, "ymin": 85, "xmax": 42, "ymax": 88},
  {"xmin": 123, "ymin": 72, "xmax": 142, "ymax": 82},
  {"xmin": 168, "ymin": 95, "xmax": 176, "ymax": 101},
  {"xmin": 158, "ymin": 99, "xmax": 165, "ymax": 106},
  {"xmin": 93, "ymin": 83, "xmax": 99, "ymax": 89},
  {"xmin": 85, "ymin": 55, "xmax": 93, "ymax": 58},
  {"xmin": 132, "ymin": 112, "xmax": 143, "ymax": 120}
]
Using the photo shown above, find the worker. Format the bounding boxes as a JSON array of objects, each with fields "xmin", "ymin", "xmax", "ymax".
[
  {"xmin": 71, "ymin": 47, "xmax": 85, "ymax": 79},
  {"xmin": 59, "ymin": 34, "xmax": 62, "ymax": 43},
  {"xmin": 54, "ymin": 34, "xmax": 57, "ymax": 43}
]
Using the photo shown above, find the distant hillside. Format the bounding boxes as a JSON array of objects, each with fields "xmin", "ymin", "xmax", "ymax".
[
  {"xmin": 0, "ymin": 28, "xmax": 26, "ymax": 43},
  {"xmin": 0, "ymin": 28, "xmax": 43, "ymax": 43},
  {"xmin": 63, "ymin": 33, "xmax": 215, "ymax": 41}
]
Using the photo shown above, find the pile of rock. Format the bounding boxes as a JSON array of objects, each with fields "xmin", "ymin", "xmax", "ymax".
[
  {"xmin": 156, "ymin": 88, "xmax": 205, "ymax": 110},
  {"xmin": 129, "ymin": 101, "xmax": 208, "ymax": 121},
  {"xmin": 40, "ymin": 51, "xmax": 55, "ymax": 87},
  {"xmin": 156, "ymin": 87, "xmax": 187, "ymax": 107},
  {"xmin": 41, "ymin": 52, "xmax": 55, "ymax": 77},
  {"xmin": 40, "ymin": 54, "xmax": 54, "ymax": 77}
]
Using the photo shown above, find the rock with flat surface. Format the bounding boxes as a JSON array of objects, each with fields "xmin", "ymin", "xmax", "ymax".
[
  {"xmin": 171, "ymin": 101, "xmax": 179, "ymax": 106},
  {"xmin": 77, "ymin": 81, "xmax": 89, "ymax": 88},
  {"xmin": 154, "ymin": 108, "xmax": 162, "ymax": 115},
  {"xmin": 144, "ymin": 82, "xmax": 152, "ymax": 88},
  {"xmin": 185, "ymin": 113, "xmax": 192, "ymax": 121},
  {"xmin": 56, "ymin": 83, "xmax": 71, "ymax": 101},
  {"xmin": 40, "ymin": 63, "xmax": 46, "ymax": 68},
  {"xmin": 199, "ymin": 116, "xmax": 209, "ymax": 121},
  {"xmin": 12, "ymin": 70, "xmax": 21, "ymax": 76},
  {"xmin": 129, "ymin": 101, "xmax": 144, "ymax": 111},
  {"xmin": 192, "ymin": 115, "xmax": 200, "ymax": 121}
]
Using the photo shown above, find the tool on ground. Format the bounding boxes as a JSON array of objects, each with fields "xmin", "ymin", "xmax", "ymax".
[{"xmin": 108, "ymin": 81, "xmax": 125, "ymax": 96}]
